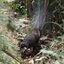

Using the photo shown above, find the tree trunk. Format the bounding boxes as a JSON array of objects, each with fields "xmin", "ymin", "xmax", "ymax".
[{"xmin": 27, "ymin": 0, "xmax": 33, "ymax": 18}]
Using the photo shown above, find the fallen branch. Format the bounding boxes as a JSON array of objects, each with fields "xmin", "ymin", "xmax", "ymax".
[
  {"xmin": 2, "ymin": 49, "xmax": 26, "ymax": 64},
  {"xmin": 2, "ymin": 49, "xmax": 20, "ymax": 62}
]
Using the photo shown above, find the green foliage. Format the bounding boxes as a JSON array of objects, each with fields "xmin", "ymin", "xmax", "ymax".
[
  {"xmin": 0, "ymin": 13, "xmax": 8, "ymax": 21},
  {"xmin": 0, "ymin": 12, "xmax": 20, "ymax": 64},
  {"xmin": 49, "ymin": 0, "xmax": 64, "ymax": 23},
  {"xmin": 58, "ymin": 35, "xmax": 64, "ymax": 39},
  {"xmin": 10, "ymin": 20, "xmax": 22, "ymax": 30},
  {"xmin": 40, "ymin": 49, "xmax": 57, "ymax": 56},
  {"xmin": 54, "ymin": 60, "xmax": 60, "ymax": 64},
  {"xmin": 9, "ymin": 20, "xmax": 25, "ymax": 34},
  {"xmin": 9, "ymin": 1, "xmax": 27, "ymax": 16},
  {"xmin": 0, "ymin": 0, "xmax": 6, "ymax": 5}
]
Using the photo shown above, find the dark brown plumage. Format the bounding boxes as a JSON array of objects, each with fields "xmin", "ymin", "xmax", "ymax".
[
  {"xmin": 18, "ymin": 0, "xmax": 49, "ymax": 58},
  {"xmin": 18, "ymin": 30, "xmax": 41, "ymax": 58}
]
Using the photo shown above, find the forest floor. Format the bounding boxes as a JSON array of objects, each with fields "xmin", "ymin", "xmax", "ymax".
[{"xmin": 0, "ymin": 3, "xmax": 64, "ymax": 64}]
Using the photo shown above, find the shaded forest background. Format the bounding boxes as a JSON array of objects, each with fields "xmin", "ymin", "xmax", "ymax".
[{"xmin": 0, "ymin": 0, "xmax": 64, "ymax": 64}]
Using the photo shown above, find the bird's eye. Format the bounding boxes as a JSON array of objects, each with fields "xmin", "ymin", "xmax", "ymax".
[
  {"xmin": 28, "ymin": 48, "xmax": 31, "ymax": 51},
  {"xmin": 24, "ymin": 47, "xmax": 27, "ymax": 50}
]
